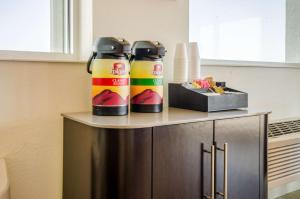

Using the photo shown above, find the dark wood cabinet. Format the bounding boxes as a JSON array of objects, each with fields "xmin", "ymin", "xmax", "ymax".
[
  {"xmin": 151, "ymin": 116, "xmax": 267, "ymax": 199},
  {"xmin": 63, "ymin": 109, "xmax": 268, "ymax": 199},
  {"xmin": 214, "ymin": 116, "xmax": 261, "ymax": 199},
  {"xmin": 63, "ymin": 119, "xmax": 152, "ymax": 199},
  {"xmin": 153, "ymin": 121, "xmax": 213, "ymax": 199}
]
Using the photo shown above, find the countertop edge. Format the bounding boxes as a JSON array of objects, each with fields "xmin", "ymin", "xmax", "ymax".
[{"xmin": 61, "ymin": 110, "xmax": 271, "ymax": 129}]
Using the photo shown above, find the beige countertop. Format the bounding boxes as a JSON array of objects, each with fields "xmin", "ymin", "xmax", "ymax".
[{"xmin": 62, "ymin": 108, "xmax": 270, "ymax": 129}]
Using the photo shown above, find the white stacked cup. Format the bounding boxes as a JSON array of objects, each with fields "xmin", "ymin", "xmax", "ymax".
[
  {"xmin": 173, "ymin": 43, "xmax": 188, "ymax": 83},
  {"xmin": 188, "ymin": 42, "xmax": 201, "ymax": 82}
]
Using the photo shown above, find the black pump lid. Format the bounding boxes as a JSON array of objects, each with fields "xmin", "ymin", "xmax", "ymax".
[
  {"xmin": 131, "ymin": 41, "xmax": 166, "ymax": 57},
  {"xmin": 93, "ymin": 37, "xmax": 131, "ymax": 54}
]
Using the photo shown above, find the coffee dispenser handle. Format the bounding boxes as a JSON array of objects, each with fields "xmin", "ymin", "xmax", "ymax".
[
  {"xmin": 129, "ymin": 54, "xmax": 135, "ymax": 63},
  {"xmin": 87, "ymin": 52, "xmax": 97, "ymax": 74}
]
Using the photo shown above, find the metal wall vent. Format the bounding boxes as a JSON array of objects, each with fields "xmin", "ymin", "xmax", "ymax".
[
  {"xmin": 268, "ymin": 118, "xmax": 300, "ymax": 189},
  {"xmin": 268, "ymin": 120, "xmax": 300, "ymax": 138},
  {"xmin": 268, "ymin": 142, "xmax": 300, "ymax": 182}
]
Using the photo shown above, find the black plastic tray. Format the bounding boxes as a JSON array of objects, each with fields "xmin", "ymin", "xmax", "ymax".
[{"xmin": 168, "ymin": 83, "xmax": 248, "ymax": 112}]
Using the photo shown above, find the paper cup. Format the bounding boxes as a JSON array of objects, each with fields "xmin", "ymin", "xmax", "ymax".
[
  {"xmin": 173, "ymin": 59, "xmax": 188, "ymax": 83},
  {"xmin": 174, "ymin": 43, "xmax": 188, "ymax": 59},
  {"xmin": 188, "ymin": 42, "xmax": 201, "ymax": 81},
  {"xmin": 188, "ymin": 42, "xmax": 200, "ymax": 58}
]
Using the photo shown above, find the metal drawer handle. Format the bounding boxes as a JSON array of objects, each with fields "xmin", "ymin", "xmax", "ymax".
[
  {"xmin": 224, "ymin": 143, "xmax": 228, "ymax": 199},
  {"xmin": 217, "ymin": 143, "xmax": 228, "ymax": 199},
  {"xmin": 211, "ymin": 144, "xmax": 216, "ymax": 199},
  {"xmin": 203, "ymin": 144, "xmax": 216, "ymax": 199}
]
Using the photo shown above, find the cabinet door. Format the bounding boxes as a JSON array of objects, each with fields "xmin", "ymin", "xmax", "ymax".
[
  {"xmin": 91, "ymin": 128, "xmax": 152, "ymax": 199},
  {"xmin": 63, "ymin": 119, "xmax": 152, "ymax": 199},
  {"xmin": 215, "ymin": 116, "xmax": 261, "ymax": 199},
  {"xmin": 153, "ymin": 121, "xmax": 214, "ymax": 199}
]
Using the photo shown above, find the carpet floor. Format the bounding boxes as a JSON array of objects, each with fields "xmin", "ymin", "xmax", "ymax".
[{"xmin": 276, "ymin": 190, "xmax": 300, "ymax": 199}]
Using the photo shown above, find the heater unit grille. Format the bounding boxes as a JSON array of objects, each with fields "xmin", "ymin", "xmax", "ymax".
[
  {"xmin": 268, "ymin": 119, "xmax": 300, "ymax": 188},
  {"xmin": 269, "ymin": 120, "xmax": 300, "ymax": 138}
]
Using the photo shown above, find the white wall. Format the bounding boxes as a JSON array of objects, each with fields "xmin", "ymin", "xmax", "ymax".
[
  {"xmin": 201, "ymin": 65, "xmax": 300, "ymax": 121},
  {"xmin": 0, "ymin": 61, "xmax": 90, "ymax": 199}
]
